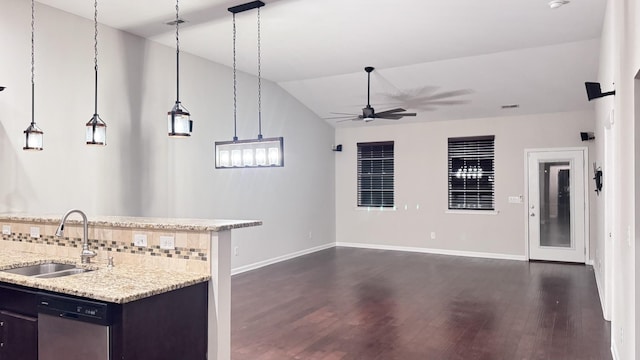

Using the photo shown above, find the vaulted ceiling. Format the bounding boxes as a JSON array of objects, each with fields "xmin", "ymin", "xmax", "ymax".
[{"xmin": 37, "ymin": 0, "xmax": 607, "ymax": 126}]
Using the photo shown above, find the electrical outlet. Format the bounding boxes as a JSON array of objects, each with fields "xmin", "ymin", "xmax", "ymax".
[
  {"xmin": 30, "ymin": 227, "xmax": 40, "ymax": 238},
  {"xmin": 1, "ymin": 225, "xmax": 10, "ymax": 235},
  {"xmin": 508, "ymin": 196, "xmax": 523, "ymax": 204},
  {"xmin": 430, "ymin": 232, "xmax": 436, "ymax": 240},
  {"xmin": 308, "ymin": 231, "xmax": 313, "ymax": 240},
  {"xmin": 133, "ymin": 234, "xmax": 148, "ymax": 247},
  {"xmin": 160, "ymin": 236, "xmax": 175, "ymax": 250},
  {"xmin": 234, "ymin": 246, "xmax": 239, "ymax": 256}
]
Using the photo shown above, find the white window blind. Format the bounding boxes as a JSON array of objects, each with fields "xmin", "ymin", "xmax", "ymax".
[
  {"xmin": 448, "ymin": 136, "xmax": 495, "ymax": 210},
  {"xmin": 358, "ymin": 141, "xmax": 394, "ymax": 207}
]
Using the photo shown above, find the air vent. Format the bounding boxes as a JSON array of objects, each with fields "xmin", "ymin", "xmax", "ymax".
[{"xmin": 501, "ymin": 104, "xmax": 520, "ymax": 109}]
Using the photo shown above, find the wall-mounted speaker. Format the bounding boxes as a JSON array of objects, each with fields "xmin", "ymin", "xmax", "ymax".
[
  {"xmin": 585, "ymin": 82, "xmax": 615, "ymax": 101},
  {"xmin": 580, "ymin": 132, "xmax": 595, "ymax": 141}
]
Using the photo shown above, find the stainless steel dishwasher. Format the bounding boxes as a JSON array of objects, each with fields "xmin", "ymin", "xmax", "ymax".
[{"xmin": 37, "ymin": 293, "xmax": 112, "ymax": 360}]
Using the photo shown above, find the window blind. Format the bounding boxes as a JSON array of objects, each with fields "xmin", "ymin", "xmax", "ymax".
[
  {"xmin": 448, "ymin": 136, "xmax": 495, "ymax": 210},
  {"xmin": 357, "ymin": 141, "xmax": 394, "ymax": 207}
]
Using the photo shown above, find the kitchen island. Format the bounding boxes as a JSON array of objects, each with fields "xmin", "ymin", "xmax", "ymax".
[{"xmin": 0, "ymin": 214, "xmax": 261, "ymax": 360}]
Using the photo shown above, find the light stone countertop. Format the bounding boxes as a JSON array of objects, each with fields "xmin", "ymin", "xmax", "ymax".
[
  {"xmin": 0, "ymin": 250, "xmax": 210, "ymax": 304},
  {"xmin": 0, "ymin": 213, "xmax": 262, "ymax": 232}
]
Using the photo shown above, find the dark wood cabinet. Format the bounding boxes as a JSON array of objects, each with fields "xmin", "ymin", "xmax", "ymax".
[
  {"xmin": 0, "ymin": 284, "xmax": 38, "ymax": 360},
  {"xmin": 0, "ymin": 310, "xmax": 37, "ymax": 360},
  {"xmin": 111, "ymin": 282, "xmax": 208, "ymax": 360},
  {"xmin": 0, "ymin": 281, "xmax": 207, "ymax": 360}
]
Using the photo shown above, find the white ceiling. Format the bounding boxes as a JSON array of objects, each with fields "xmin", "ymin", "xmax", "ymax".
[{"xmin": 37, "ymin": 0, "xmax": 607, "ymax": 126}]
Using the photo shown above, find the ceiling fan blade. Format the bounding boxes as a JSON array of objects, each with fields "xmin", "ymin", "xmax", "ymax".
[
  {"xmin": 376, "ymin": 112, "xmax": 417, "ymax": 120},
  {"xmin": 336, "ymin": 117, "xmax": 360, "ymax": 123},
  {"xmin": 413, "ymin": 89, "xmax": 473, "ymax": 102},
  {"xmin": 330, "ymin": 112, "xmax": 359, "ymax": 115},
  {"xmin": 374, "ymin": 108, "xmax": 406, "ymax": 116},
  {"xmin": 324, "ymin": 115, "xmax": 359, "ymax": 119}
]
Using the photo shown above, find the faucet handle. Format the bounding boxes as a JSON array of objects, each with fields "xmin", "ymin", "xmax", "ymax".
[
  {"xmin": 81, "ymin": 249, "xmax": 97, "ymax": 264},
  {"xmin": 107, "ymin": 256, "xmax": 114, "ymax": 268}
]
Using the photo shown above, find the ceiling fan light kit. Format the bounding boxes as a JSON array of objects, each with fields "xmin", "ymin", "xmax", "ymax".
[{"xmin": 548, "ymin": 0, "xmax": 570, "ymax": 9}]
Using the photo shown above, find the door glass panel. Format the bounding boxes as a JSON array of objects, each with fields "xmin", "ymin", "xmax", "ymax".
[{"xmin": 539, "ymin": 161, "xmax": 571, "ymax": 248}]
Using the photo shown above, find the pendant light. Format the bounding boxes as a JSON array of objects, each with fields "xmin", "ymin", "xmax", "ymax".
[
  {"xmin": 86, "ymin": 0, "xmax": 106, "ymax": 145},
  {"xmin": 24, "ymin": 0, "xmax": 43, "ymax": 151},
  {"xmin": 167, "ymin": 0, "xmax": 193, "ymax": 137},
  {"xmin": 215, "ymin": 1, "xmax": 284, "ymax": 169}
]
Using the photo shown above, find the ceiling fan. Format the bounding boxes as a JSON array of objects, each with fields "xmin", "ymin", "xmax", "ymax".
[{"xmin": 328, "ymin": 66, "xmax": 417, "ymax": 123}]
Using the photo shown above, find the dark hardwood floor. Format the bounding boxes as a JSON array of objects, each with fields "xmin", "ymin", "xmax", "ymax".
[{"xmin": 231, "ymin": 247, "xmax": 611, "ymax": 360}]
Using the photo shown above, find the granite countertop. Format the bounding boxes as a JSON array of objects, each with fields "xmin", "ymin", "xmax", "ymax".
[
  {"xmin": 0, "ymin": 213, "xmax": 262, "ymax": 232},
  {"xmin": 0, "ymin": 251, "xmax": 210, "ymax": 304}
]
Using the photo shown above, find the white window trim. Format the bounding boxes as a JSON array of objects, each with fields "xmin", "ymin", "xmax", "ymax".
[
  {"xmin": 355, "ymin": 206, "xmax": 397, "ymax": 212},
  {"xmin": 445, "ymin": 209, "xmax": 499, "ymax": 215}
]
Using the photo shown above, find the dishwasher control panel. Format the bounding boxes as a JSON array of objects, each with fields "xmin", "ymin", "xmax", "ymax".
[{"xmin": 38, "ymin": 293, "xmax": 112, "ymax": 326}]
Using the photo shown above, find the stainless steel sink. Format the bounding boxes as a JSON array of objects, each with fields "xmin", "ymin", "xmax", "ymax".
[
  {"xmin": 2, "ymin": 262, "xmax": 92, "ymax": 278},
  {"xmin": 34, "ymin": 268, "xmax": 92, "ymax": 279}
]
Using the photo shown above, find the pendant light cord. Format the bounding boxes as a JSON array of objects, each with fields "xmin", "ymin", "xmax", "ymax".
[
  {"xmin": 93, "ymin": 0, "xmax": 98, "ymax": 116},
  {"xmin": 175, "ymin": 0, "xmax": 180, "ymax": 103},
  {"xmin": 257, "ymin": 7, "xmax": 262, "ymax": 140},
  {"xmin": 30, "ymin": 0, "xmax": 35, "ymax": 125},
  {"xmin": 232, "ymin": 13, "xmax": 238, "ymax": 141}
]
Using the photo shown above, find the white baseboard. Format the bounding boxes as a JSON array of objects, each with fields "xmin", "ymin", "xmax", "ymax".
[
  {"xmin": 336, "ymin": 242, "xmax": 527, "ymax": 261},
  {"xmin": 232, "ymin": 242, "xmax": 529, "ymax": 277},
  {"xmin": 611, "ymin": 342, "xmax": 620, "ymax": 360},
  {"xmin": 593, "ymin": 267, "xmax": 610, "ymax": 320},
  {"xmin": 231, "ymin": 243, "xmax": 334, "ymax": 276},
  {"xmin": 586, "ymin": 259, "xmax": 595, "ymax": 266}
]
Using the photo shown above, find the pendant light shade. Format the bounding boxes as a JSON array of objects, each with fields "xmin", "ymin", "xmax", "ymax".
[
  {"xmin": 87, "ymin": 0, "xmax": 106, "ymax": 146},
  {"xmin": 23, "ymin": 122, "xmax": 43, "ymax": 151},
  {"xmin": 24, "ymin": 0, "xmax": 43, "ymax": 151},
  {"xmin": 168, "ymin": 101, "xmax": 192, "ymax": 136},
  {"xmin": 86, "ymin": 114, "xmax": 106, "ymax": 145},
  {"xmin": 168, "ymin": 0, "xmax": 192, "ymax": 137}
]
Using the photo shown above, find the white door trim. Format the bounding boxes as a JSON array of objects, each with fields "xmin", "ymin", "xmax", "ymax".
[{"xmin": 523, "ymin": 147, "xmax": 590, "ymax": 262}]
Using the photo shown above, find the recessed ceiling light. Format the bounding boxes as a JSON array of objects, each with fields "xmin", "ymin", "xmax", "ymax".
[
  {"xmin": 501, "ymin": 104, "xmax": 520, "ymax": 109},
  {"xmin": 548, "ymin": 0, "xmax": 570, "ymax": 9}
]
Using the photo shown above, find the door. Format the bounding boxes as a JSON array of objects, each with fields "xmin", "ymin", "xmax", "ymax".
[
  {"xmin": 0, "ymin": 310, "xmax": 38, "ymax": 360},
  {"xmin": 527, "ymin": 149, "xmax": 586, "ymax": 263}
]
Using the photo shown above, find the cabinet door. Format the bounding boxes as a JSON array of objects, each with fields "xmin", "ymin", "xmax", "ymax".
[{"xmin": 0, "ymin": 310, "xmax": 37, "ymax": 360}]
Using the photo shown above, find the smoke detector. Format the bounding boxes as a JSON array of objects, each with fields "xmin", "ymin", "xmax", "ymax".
[{"xmin": 548, "ymin": 0, "xmax": 570, "ymax": 9}]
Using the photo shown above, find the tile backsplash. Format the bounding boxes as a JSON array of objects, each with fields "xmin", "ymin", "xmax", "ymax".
[{"xmin": 0, "ymin": 221, "xmax": 210, "ymax": 274}]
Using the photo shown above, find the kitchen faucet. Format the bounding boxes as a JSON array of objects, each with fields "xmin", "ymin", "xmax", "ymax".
[{"xmin": 55, "ymin": 209, "xmax": 97, "ymax": 264}]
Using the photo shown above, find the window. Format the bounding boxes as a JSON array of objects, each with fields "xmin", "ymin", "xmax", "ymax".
[
  {"xmin": 448, "ymin": 136, "xmax": 495, "ymax": 210},
  {"xmin": 358, "ymin": 141, "xmax": 394, "ymax": 207}
]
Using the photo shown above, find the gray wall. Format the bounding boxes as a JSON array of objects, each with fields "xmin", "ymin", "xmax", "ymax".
[
  {"xmin": 335, "ymin": 111, "xmax": 596, "ymax": 258},
  {"xmin": 0, "ymin": 0, "xmax": 336, "ymax": 271}
]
